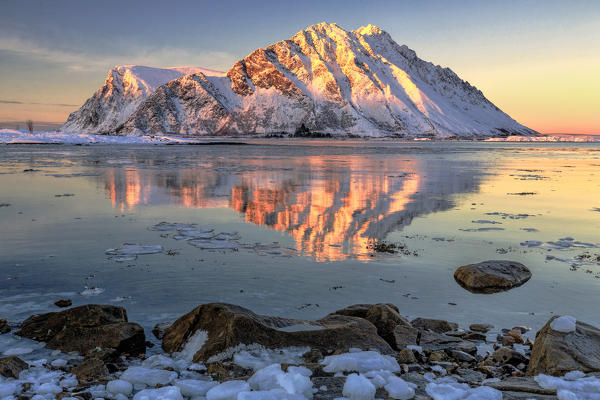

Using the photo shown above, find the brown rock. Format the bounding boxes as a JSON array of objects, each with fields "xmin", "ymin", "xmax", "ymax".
[
  {"xmin": 454, "ymin": 260, "xmax": 531, "ymax": 293},
  {"xmin": 506, "ymin": 328, "xmax": 524, "ymax": 344},
  {"xmin": 0, "ymin": 356, "xmax": 28, "ymax": 378},
  {"xmin": 54, "ymin": 299, "xmax": 72, "ymax": 308},
  {"xmin": 0, "ymin": 318, "xmax": 9, "ymax": 334},
  {"xmin": 152, "ymin": 322, "xmax": 171, "ymax": 340},
  {"xmin": 469, "ymin": 323, "xmax": 493, "ymax": 333},
  {"xmin": 485, "ymin": 376, "xmax": 555, "ymax": 396},
  {"xmin": 16, "ymin": 304, "xmax": 145, "ymax": 356},
  {"xmin": 302, "ymin": 348, "xmax": 323, "ymax": 363},
  {"xmin": 462, "ymin": 332, "xmax": 487, "ymax": 341},
  {"xmin": 363, "ymin": 304, "xmax": 412, "ymax": 349},
  {"xmin": 492, "ymin": 347, "xmax": 529, "ymax": 366},
  {"xmin": 162, "ymin": 303, "xmax": 393, "ymax": 362},
  {"xmin": 396, "ymin": 348, "xmax": 417, "ymax": 364},
  {"xmin": 528, "ymin": 316, "xmax": 600, "ymax": 376},
  {"xmin": 411, "ymin": 318, "xmax": 458, "ymax": 333},
  {"xmin": 71, "ymin": 357, "xmax": 109, "ymax": 384},
  {"xmin": 502, "ymin": 335, "xmax": 517, "ymax": 346}
]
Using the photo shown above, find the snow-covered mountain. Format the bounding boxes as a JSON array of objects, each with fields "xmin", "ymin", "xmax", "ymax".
[
  {"xmin": 64, "ymin": 23, "xmax": 535, "ymax": 138},
  {"xmin": 62, "ymin": 65, "xmax": 225, "ymax": 133}
]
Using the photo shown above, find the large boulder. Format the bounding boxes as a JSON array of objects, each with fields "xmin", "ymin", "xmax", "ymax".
[
  {"xmin": 410, "ymin": 318, "xmax": 458, "ymax": 333},
  {"xmin": 331, "ymin": 303, "xmax": 411, "ymax": 349},
  {"xmin": 528, "ymin": 316, "xmax": 600, "ymax": 376},
  {"xmin": 16, "ymin": 304, "xmax": 145, "ymax": 356},
  {"xmin": 161, "ymin": 303, "xmax": 393, "ymax": 362},
  {"xmin": 0, "ymin": 356, "xmax": 28, "ymax": 378},
  {"xmin": 454, "ymin": 260, "xmax": 531, "ymax": 293}
]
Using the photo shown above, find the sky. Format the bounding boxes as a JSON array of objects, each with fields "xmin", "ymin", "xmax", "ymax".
[{"xmin": 1, "ymin": 0, "xmax": 599, "ymax": 134}]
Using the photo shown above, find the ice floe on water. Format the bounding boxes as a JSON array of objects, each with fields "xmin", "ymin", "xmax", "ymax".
[
  {"xmin": 485, "ymin": 211, "xmax": 536, "ymax": 220},
  {"xmin": 459, "ymin": 227, "xmax": 504, "ymax": 232},
  {"xmin": 80, "ymin": 286, "xmax": 105, "ymax": 296},
  {"xmin": 106, "ymin": 244, "xmax": 164, "ymax": 262},
  {"xmin": 471, "ymin": 220, "xmax": 502, "ymax": 224}
]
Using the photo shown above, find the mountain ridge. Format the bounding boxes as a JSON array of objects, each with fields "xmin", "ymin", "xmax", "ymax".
[{"xmin": 63, "ymin": 23, "xmax": 536, "ymax": 138}]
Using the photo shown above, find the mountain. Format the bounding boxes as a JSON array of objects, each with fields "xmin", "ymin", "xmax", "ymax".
[
  {"xmin": 63, "ymin": 23, "xmax": 535, "ymax": 138},
  {"xmin": 62, "ymin": 65, "xmax": 225, "ymax": 133}
]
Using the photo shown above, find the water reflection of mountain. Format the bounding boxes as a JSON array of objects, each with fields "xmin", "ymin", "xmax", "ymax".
[{"xmin": 101, "ymin": 156, "xmax": 482, "ymax": 261}]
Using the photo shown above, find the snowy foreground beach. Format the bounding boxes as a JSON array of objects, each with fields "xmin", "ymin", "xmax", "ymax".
[
  {"xmin": 1, "ymin": 303, "xmax": 600, "ymax": 400},
  {"xmin": 1, "ymin": 129, "xmax": 599, "ymax": 145}
]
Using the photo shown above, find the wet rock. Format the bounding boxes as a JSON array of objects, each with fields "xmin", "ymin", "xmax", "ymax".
[
  {"xmin": 456, "ymin": 368, "xmax": 485, "ymax": 383},
  {"xmin": 162, "ymin": 303, "xmax": 393, "ymax": 362},
  {"xmin": 393, "ymin": 324, "xmax": 474, "ymax": 354},
  {"xmin": 502, "ymin": 335, "xmax": 517, "ymax": 346},
  {"xmin": 16, "ymin": 304, "xmax": 145, "ymax": 356},
  {"xmin": 362, "ymin": 304, "xmax": 412, "ymax": 349},
  {"xmin": 479, "ymin": 365, "xmax": 503, "ymax": 378},
  {"xmin": 462, "ymin": 332, "xmax": 487, "ymax": 341},
  {"xmin": 152, "ymin": 322, "xmax": 171, "ymax": 340},
  {"xmin": 485, "ymin": 376, "xmax": 555, "ymax": 396},
  {"xmin": 0, "ymin": 318, "xmax": 9, "ymax": 334},
  {"xmin": 411, "ymin": 318, "xmax": 458, "ymax": 333},
  {"xmin": 0, "ymin": 356, "xmax": 29, "ymax": 378},
  {"xmin": 528, "ymin": 315, "xmax": 600, "ymax": 376},
  {"xmin": 54, "ymin": 299, "xmax": 72, "ymax": 308},
  {"xmin": 302, "ymin": 348, "xmax": 324, "ymax": 363},
  {"xmin": 492, "ymin": 347, "xmax": 529, "ymax": 366},
  {"xmin": 331, "ymin": 303, "xmax": 399, "ymax": 318},
  {"xmin": 470, "ymin": 323, "xmax": 493, "ymax": 333},
  {"xmin": 449, "ymin": 350, "xmax": 475, "ymax": 363},
  {"xmin": 454, "ymin": 260, "xmax": 531, "ymax": 293},
  {"xmin": 505, "ymin": 328, "xmax": 524, "ymax": 344},
  {"xmin": 71, "ymin": 357, "xmax": 109, "ymax": 384}
]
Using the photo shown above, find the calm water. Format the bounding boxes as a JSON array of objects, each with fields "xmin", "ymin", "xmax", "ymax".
[{"xmin": 1, "ymin": 141, "xmax": 599, "ymax": 338}]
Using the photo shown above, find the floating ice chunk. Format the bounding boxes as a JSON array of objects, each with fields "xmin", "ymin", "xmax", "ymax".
[
  {"xmin": 80, "ymin": 286, "xmax": 105, "ymax": 296},
  {"xmin": 150, "ymin": 222, "xmax": 197, "ymax": 232},
  {"xmin": 322, "ymin": 351, "xmax": 400, "ymax": 374},
  {"xmin": 0, "ymin": 382, "xmax": 20, "ymax": 397},
  {"xmin": 471, "ymin": 220, "xmax": 501, "ymax": 224},
  {"xmin": 106, "ymin": 380, "xmax": 133, "ymax": 395},
  {"xmin": 120, "ymin": 366, "xmax": 178, "ymax": 387},
  {"xmin": 188, "ymin": 240, "xmax": 239, "ymax": 250},
  {"xmin": 521, "ymin": 240, "xmax": 542, "ymax": 247},
  {"xmin": 550, "ymin": 316, "xmax": 576, "ymax": 333},
  {"xmin": 133, "ymin": 386, "xmax": 183, "ymax": 400},
  {"xmin": 343, "ymin": 373, "xmax": 376, "ymax": 400},
  {"xmin": 174, "ymin": 379, "xmax": 218, "ymax": 397},
  {"xmin": 213, "ymin": 232, "xmax": 240, "ymax": 240},
  {"xmin": 232, "ymin": 346, "xmax": 309, "ymax": 370},
  {"xmin": 384, "ymin": 376, "xmax": 415, "ymax": 399},
  {"xmin": 205, "ymin": 380, "xmax": 250, "ymax": 400},
  {"xmin": 459, "ymin": 227, "xmax": 504, "ymax": 232},
  {"xmin": 3, "ymin": 347, "xmax": 34, "ymax": 356},
  {"xmin": 105, "ymin": 244, "xmax": 163, "ymax": 256},
  {"xmin": 173, "ymin": 330, "xmax": 207, "ymax": 362},
  {"xmin": 109, "ymin": 255, "xmax": 137, "ymax": 262}
]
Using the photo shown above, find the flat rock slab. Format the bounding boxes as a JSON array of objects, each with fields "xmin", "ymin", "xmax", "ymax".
[
  {"xmin": 454, "ymin": 260, "xmax": 531, "ymax": 293},
  {"xmin": 485, "ymin": 377, "xmax": 555, "ymax": 395},
  {"xmin": 162, "ymin": 303, "xmax": 393, "ymax": 362}
]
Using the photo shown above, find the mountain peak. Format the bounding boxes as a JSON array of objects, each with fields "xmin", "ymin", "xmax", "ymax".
[{"xmin": 354, "ymin": 24, "xmax": 386, "ymax": 36}]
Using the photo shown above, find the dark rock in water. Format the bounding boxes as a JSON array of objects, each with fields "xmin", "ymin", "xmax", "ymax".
[
  {"xmin": 0, "ymin": 356, "xmax": 29, "ymax": 378},
  {"xmin": 470, "ymin": 323, "xmax": 493, "ymax": 333},
  {"xmin": 16, "ymin": 304, "xmax": 145, "ymax": 356},
  {"xmin": 152, "ymin": 322, "xmax": 171, "ymax": 340},
  {"xmin": 528, "ymin": 316, "xmax": 600, "ymax": 376},
  {"xmin": 54, "ymin": 299, "xmax": 72, "ymax": 308},
  {"xmin": 331, "ymin": 303, "xmax": 400, "ymax": 318},
  {"xmin": 410, "ymin": 318, "xmax": 458, "ymax": 333},
  {"xmin": 454, "ymin": 260, "xmax": 531, "ymax": 293},
  {"xmin": 492, "ymin": 347, "xmax": 529, "ymax": 366},
  {"xmin": 0, "ymin": 318, "xmax": 9, "ymax": 334},
  {"xmin": 162, "ymin": 303, "xmax": 393, "ymax": 362},
  {"xmin": 71, "ymin": 357, "xmax": 109, "ymax": 384}
]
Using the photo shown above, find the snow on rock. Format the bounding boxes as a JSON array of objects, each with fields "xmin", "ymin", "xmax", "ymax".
[
  {"xmin": 0, "ymin": 129, "xmax": 216, "ymax": 144},
  {"xmin": 132, "ymin": 385, "xmax": 183, "ymax": 400},
  {"xmin": 384, "ymin": 375, "xmax": 416, "ymax": 399},
  {"xmin": 425, "ymin": 376, "xmax": 502, "ymax": 400},
  {"xmin": 550, "ymin": 315, "xmax": 577, "ymax": 333},
  {"xmin": 230, "ymin": 345, "xmax": 310, "ymax": 371},
  {"xmin": 106, "ymin": 379, "xmax": 134, "ymax": 395},
  {"xmin": 174, "ymin": 379, "xmax": 218, "ymax": 397},
  {"xmin": 534, "ymin": 372, "xmax": 600, "ymax": 399},
  {"xmin": 321, "ymin": 350, "xmax": 400, "ymax": 374},
  {"xmin": 172, "ymin": 329, "xmax": 208, "ymax": 362},
  {"xmin": 247, "ymin": 363, "xmax": 312, "ymax": 397},
  {"xmin": 342, "ymin": 373, "xmax": 376, "ymax": 400},
  {"xmin": 120, "ymin": 366, "xmax": 178, "ymax": 387},
  {"xmin": 206, "ymin": 379, "xmax": 251, "ymax": 400}
]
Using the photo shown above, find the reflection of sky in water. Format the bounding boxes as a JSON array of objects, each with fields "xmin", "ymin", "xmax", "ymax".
[{"xmin": 1, "ymin": 142, "xmax": 600, "ymax": 336}]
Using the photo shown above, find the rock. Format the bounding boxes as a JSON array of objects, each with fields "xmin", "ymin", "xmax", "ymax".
[
  {"xmin": 485, "ymin": 376, "xmax": 555, "ymax": 396},
  {"xmin": 456, "ymin": 368, "xmax": 485, "ymax": 383},
  {"xmin": 492, "ymin": 347, "xmax": 529, "ymax": 366},
  {"xmin": 528, "ymin": 316, "xmax": 600, "ymax": 376},
  {"xmin": 302, "ymin": 348, "xmax": 324, "ymax": 363},
  {"xmin": 152, "ymin": 322, "xmax": 172, "ymax": 340},
  {"xmin": 505, "ymin": 328, "xmax": 524, "ymax": 344},
  {"xmin": 462, "ymin": 332, "xmax": 487, "ymax": 341},
  {"xmin": 396, "ymin": 348, "xmax": 417, "ymax": 364},
  {"xmin": 449, "ymin": 350, "xmax": 475, "ymax": 363},
  {"xmin": 470, "ymin": 323, "xmax": 493, "ymax": 333},
  {"xmin": 0, "ymin": 318, "xmax": 9, "ymax": 334},
  {"xmin": 54, "ymin": 299, "xmax": 72, "ymax": 308},
  {"xmin": 411, "ymin": 318, "xmax": 458, "ymax": 333},
  {"xmin": 393, "ymin": 324, "xmax": 474, "ymax": 353},
  {"xmin": 454, "ymin": 260, "xmax": 532, "ymax": 293},
  {"xmin": 162, "ymin": 303, "xmax": 393, "ymax": 362},
  {"xmin": 0, "ymin": 356, "xmax": 29, "ymax": 378},
  {"xmin": 502, "ymin": 335, "xmax": 516, "ymax": 346},
  {"xmin": 16, "ymin": 304, "xmax": 145, "ymax": 356},
  {"xmin": 362, "ymin": 304, "xmax": 412, "ymax": 349},
  {"xmin": 71, "ymin": 357, "xmax": 109, "ymax": 383}
]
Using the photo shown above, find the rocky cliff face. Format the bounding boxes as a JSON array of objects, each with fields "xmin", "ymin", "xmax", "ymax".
[{"xmin": 65, "ymin": 23, "xmax": 535, "ymax": 138}]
